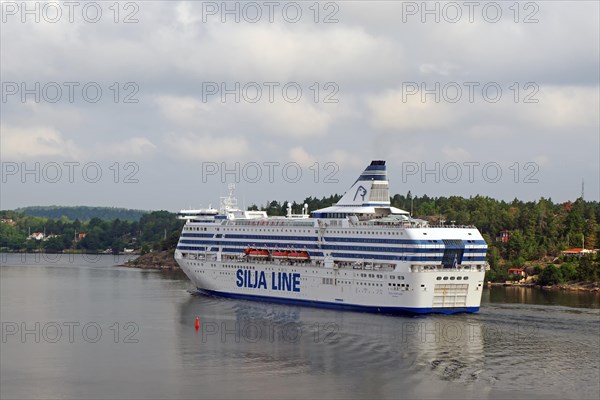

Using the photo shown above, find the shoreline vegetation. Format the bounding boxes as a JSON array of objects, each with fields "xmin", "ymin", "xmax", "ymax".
[{"xmin": 486, "ymin": 281, "xmax": 600, "ymax": 293}]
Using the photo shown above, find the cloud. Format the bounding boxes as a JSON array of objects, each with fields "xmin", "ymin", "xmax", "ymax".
[
  {"xmin": 515, "ymin": 86, "xmax": 599, "ymax": 131},
  {"xmin": 252, "ymin": 100, "xmax": 333, "ymax": 138},
  {"xmin": 1, "ymin": 1, "xmax": 598, "ymax": 208},
  {"xmin": 366, "ymin": 88, "xmax": 461, "ymax": 132},
  {"xmin": 165, "ymin": 132, "xmax": 249, "ymax": 161},
  {"xmin": 101, "ymin": 137, "xmax": 157, "ymax": 158},
  {"xmin": 0, "ymin": 124, "xmax": 84, "ymax": 159},
  {"xmin": 367, "ymin": 84, "xmax": 599, "ymax": 136},
  {"xmin": 288, "ymin": 146, "xmax": 316, "ymax": 167},
  {"xmin": 287, "ymin": 147, "xmax": 367, "ymax": 170},
  {"xmin": 156, "ymin": 93, "xmax": 334, "ymax": 138},
  {"xmin": 442, "ymin": 146, "xmax": 471, "ymax": 163}
]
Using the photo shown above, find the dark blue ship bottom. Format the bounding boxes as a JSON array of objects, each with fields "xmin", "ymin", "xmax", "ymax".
[{"xmin": 199, "ymin": 289, "xmax": 479, "ymax": 315}]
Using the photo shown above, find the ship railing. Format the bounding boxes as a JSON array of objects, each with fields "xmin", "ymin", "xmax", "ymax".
[
  {"xmin": 350, "ymin": 221, "xmax": 476, "ymax": 229},
  {"xmin": 423, "ymin": 224, "xmax": 476, "ymax": 229}
]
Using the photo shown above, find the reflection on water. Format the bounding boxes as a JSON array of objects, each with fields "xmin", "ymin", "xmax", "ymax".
[
  {"xmin": 485, "ymin": 286, "xmax": 600, "ymax": 309},
  {"xmin": 1, "ymin": 254, "xmax": 599, "ymax": 399},
  {"xmin": 177, "ymin": 290, "xmax": 599, "ymax": 399}
]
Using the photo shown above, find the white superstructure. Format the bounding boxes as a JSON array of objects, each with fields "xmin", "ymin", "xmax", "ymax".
[{"xmin": 175, "ymin": 161, "xmax": 488, "ymax": 314}]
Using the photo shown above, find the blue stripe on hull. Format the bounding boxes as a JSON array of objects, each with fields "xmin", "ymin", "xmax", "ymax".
[{"xmin": 198, "ymin": 289, "xmax": 479, "ymax": 315}]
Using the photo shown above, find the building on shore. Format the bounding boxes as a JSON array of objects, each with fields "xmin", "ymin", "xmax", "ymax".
[{"xmin": 561, "ymin": 248, "xmax": 597, "ymax": 257}]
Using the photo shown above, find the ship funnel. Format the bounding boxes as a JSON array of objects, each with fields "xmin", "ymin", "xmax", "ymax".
[{"xmin": 336, "ymin": 160, "xmax": 390, "ymax": 207}]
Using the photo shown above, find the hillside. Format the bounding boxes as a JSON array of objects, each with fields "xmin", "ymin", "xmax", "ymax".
[{"xmin": 15, "ymin": 206, "xmax": 148, "ymax": 221}]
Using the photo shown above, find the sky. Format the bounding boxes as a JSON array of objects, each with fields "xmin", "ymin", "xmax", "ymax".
[{"xmin": 1, "ymin": 0, "xmax": 599, "ymax": 212}]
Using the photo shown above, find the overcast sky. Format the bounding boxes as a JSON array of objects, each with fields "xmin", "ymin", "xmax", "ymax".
[{"xmin": 1, "ymin": 0, "xmax": 599, "ymax": 212}]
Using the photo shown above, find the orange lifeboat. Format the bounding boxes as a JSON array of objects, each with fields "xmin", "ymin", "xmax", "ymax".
[
  {"xmin": 287, "ymin": 251, "xmax": 310, "ymax": 261},
  {"xmin": 248, "ymin": 249, "xmax": 269, "ymax": 258},
  {"xmin": 272, "ymin": 250, "xmax": 289, "ymax": 259}
]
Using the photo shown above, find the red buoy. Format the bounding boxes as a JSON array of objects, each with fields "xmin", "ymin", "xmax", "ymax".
[{"xmin": 195, "ymin": 316, "xmax": 200, "ymax": 330}]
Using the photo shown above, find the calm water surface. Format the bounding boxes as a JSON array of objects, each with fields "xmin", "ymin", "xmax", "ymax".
[{"xmin": 1, "ymin": 254, "xmax": 599, "ymax": 399}]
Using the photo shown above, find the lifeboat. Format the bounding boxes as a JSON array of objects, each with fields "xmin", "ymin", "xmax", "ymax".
[
  {"xmin": 287, "ymin": 251, "xmax": 310, "ymax": 261},
  {"xmin": 271, "ymin": 250, "xmax": 289, "ymax": 259},
  {"xmin": 248, "ymin": 249, "xmax": 269, "ymax": 258}
]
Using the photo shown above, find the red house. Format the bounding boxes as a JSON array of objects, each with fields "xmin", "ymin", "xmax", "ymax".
[{"xmin": 508, "ymin": 268, "xmax": 526, "ymax": 277}]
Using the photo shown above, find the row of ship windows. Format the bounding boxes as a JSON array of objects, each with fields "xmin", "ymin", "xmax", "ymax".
[
  {"xmin": 183, "ymin": 226, "xmax": 481, "ymax": 244},
  {"xmin": 437, "ymin": 276, "xmax": 469, "ymax": 281},
  {"xmin": 328, "ymin": 230, "xmax": 402, "ymax": 236},
  {"xmin": 357, "ymin": 273, "xmax": 405, "ymax": 280},
  {"xmin": 185, "ymin": 226, "xmax": 420, "ymax": 236},
  {"xmin": 322, "ymin": 278, "xmax": 396, "ymax": 288},
  {"xmin": 358, "ymin": 282, "xmax": 385, "ymax": 287},
  {"xmin": 181, "ymin": 233, "xmax": 486, "ymax": 246},
  {"xmin": 180, "ymin": 240, "xmax": 479, "ymax": 252}
]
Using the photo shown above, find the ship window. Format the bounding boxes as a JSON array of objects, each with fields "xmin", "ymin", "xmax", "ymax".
[
  {"xmin": 436, "ymin": 277, "xmax": 441, "ymax": 280},
  {"xmin": 457, "ymin": 276, "xmax": 462, "ymax": 280},
  {"xmin": 464, "ymin": 277, "xmax": 469, "ymax": 280},
  {"xmin": 450, "ymin": 276, "xmax": 455, "ymax": 280}
]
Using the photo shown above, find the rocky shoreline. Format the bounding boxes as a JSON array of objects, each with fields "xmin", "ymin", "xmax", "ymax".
[
  {"xmin": 487, "ymin": 281, "xmax": 600, "ymax": 292},
  {"xmin": 123, "ymin": 250, "xmax": 180, "ymax": 270}
]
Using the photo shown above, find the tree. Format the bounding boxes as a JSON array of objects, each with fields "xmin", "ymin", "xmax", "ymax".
[
  {"xmin": 43, "ymin": 236, "xmax": 64, "ymax": 253},
  {"xmin": 537, "ymin": 265, "xmax": 563, "ymax": 286},
  {"xmin": 577, "ymin": 255, "xmax": 599, "ymax": 282}
]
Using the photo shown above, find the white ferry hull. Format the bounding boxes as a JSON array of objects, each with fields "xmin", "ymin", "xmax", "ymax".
[{"xmin": 176, "ymin": 256, "xmax": 485, "ymax": 314}]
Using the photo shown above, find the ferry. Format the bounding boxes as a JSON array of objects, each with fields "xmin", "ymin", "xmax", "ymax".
[{"xmin": 175, "ymin": 161, "xmax": 488, "ymax": 314}]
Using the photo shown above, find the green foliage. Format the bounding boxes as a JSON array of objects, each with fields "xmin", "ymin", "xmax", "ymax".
[
  {"xmin": 0, "ymin": 223, "xmax": 26, "ymax": 250},
  {"xmin": 537, "ymin": 265, "xmax": 564, "ymax": 286},
  {"xmin": 560, "ymin": 262, "xmax": 578, "ymax": 282},
  {"xmin": 16, "ymin": 206, "xmax": 147, "ymax": 221},
  {"xmin": 577, "ymin": 254, "xmax": 599, "ymax": 281},
  {"xmin": 0, "ymin": 209, "xmax": 181, "ymax": 253},
  {"xmin": 510, "ymin": 257, "xmax": 526, "ymax": 269}
]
